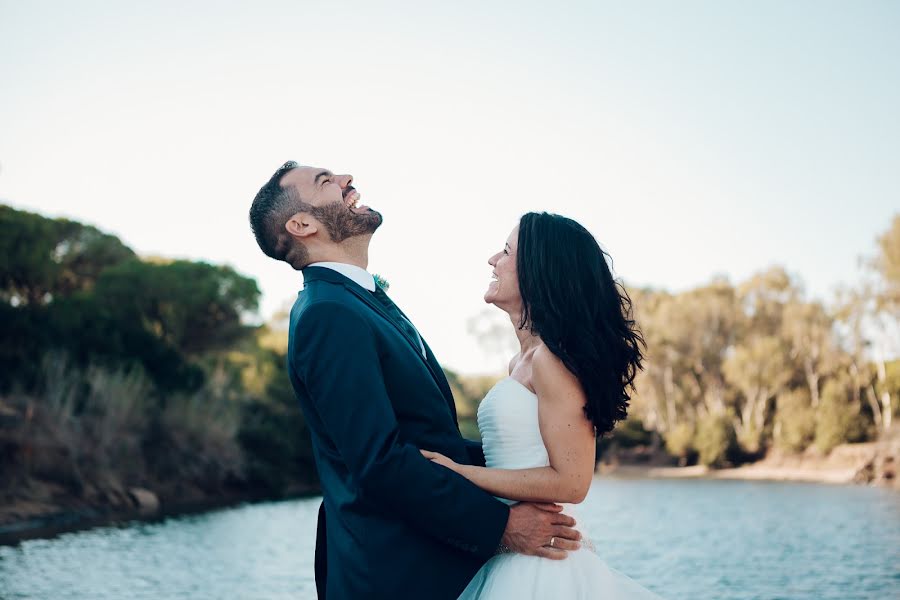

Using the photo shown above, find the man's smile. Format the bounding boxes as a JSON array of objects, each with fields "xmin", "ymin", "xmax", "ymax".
[{"xmin": 343, "ymin": 186, "xmax": 368, "ymax": 213}]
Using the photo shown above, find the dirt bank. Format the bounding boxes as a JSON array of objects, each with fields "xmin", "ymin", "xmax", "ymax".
[{"xmin": 600, "ymin": 434, "xmax": 899, "ymax": 489}]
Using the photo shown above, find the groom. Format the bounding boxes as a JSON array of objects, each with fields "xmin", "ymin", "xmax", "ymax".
[{"xmin": 249, "ymin": 161, "xmax": 580, "ymax": 600}]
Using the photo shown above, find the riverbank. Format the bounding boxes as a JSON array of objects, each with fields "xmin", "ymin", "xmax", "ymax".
[
  {"xmin": 0, "ymin": 481, "xmax": 320, "ymax": 546},
  {"xmin": 599, "ymin": 435, "xmax": 900, "ymax": 489},
  {"xmin": 5, "ymin": 436, "xmax": 897, "ymax": 545}
]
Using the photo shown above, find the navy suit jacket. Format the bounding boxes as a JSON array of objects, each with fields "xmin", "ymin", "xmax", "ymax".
[{"xmin": 287, "ymin": 266, "xmax": 510, "ymax": 599}]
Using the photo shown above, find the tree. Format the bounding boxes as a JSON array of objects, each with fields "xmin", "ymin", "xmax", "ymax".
[
  {"xmin": 836, "ymin": 214, "xmax": 900, "ymax": 435},
  {"xmin": 663, "ymin": 280, "xmax": 740, "ymax": 420},
  {"xmin": 629, "ymin": 288, "xmax": 680, "ymax": 434},
  {"xmin": 869, "ymin": 214, "xmax": 900, "ymax": 430},
  {"xmin": 872, "ymin": 214, "xmax": 900, "ymax": 314},
  {"xmin": 773, "ymin": 388, "xmax": 816, "ymax": 452},
  {"xmin": 694, "ymin": 414, "xmax": 737, "ymax": 467},
  {"xmin": 723, "ymin": 335, "xmax": 793, "ymax": 452},
  {"xmin": 0, "ymin": 205, "xmax": 135, "ymax": 305},
  {"xmin": 815, "ymin": 377, "xmax": 867, "ymax": 453},
  {"xmin": 782, "ymin": 300, "xmax": 838, "ymax": 408},
  {"xmin": 737, "ymin": 266, "xmax": 800, "ymax": 338},
  {"xmin": 631, "ymin": 281, "xmax": 739, "ymax": 438},
  {"xmin": 94, "ymin": 259, "xmax": 260, "ymax": 355}
]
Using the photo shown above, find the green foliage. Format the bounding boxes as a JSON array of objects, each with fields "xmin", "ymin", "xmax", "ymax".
[
  {"xmin": 815, "ymin": 378, "xmax": 867, "ymax": 453},
  {"xmin": 94, "ymin": 259, "xmax": 260, "ymax": 355},
  {"xmin": 0, "ymin": 292, "xmax": 203, "ymax": 393},
  {"xmin": 774, "ymin": 389, "xmax": 816, "ymax": 453},
  {"xmin": 888, "ymin": 360, "xmax": 900, "ymax": 418},
  {"xmin": 0, "ymin": 206, "xmax": 260, "ymax": 393},
  {"xmin": 596, "ymin": 418, "xmax": 658, "ymax": 462},
  {"xmin": 444, "ymin": 369, "xmax": 503, "ymax": 442},
  {"xmin": 609, "ymin": 417, "xmax": 655, "ymax": 448},
  {"xmin": 0, "ymin": 205, "xmax": 135, "ymax": 305},
  {"xmin": 694, "ymin": 415, "xmax": 738, "ymax": 467},
  {"xmin": 0, "ymin": 205, "xmax": 312, "ymax": 507},
  {"xmin": 664, "ymin": 422, "xmax": 695, "ymax": 459},
  {"xmin": 237, "ymin": 347, "xmax": 317, "ymax": 495}
]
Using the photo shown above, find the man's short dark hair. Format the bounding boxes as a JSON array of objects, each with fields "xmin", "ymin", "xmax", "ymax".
[{"xmin": 249, "ymin": 160, "xmax": 306, "ymax": 262}]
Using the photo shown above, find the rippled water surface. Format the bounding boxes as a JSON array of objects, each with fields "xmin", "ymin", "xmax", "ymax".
[{"xmin": 2, "ymin": 479, "xmax": 898, "ymax": 599}]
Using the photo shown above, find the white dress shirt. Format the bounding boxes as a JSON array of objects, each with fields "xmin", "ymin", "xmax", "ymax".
[{"xmin": 308, "ymin": 261, "xmax": 376, "ymax": 291}]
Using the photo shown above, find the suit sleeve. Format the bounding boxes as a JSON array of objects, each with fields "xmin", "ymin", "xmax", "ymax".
[
  {"xmin": 293, "ymin": 301, "xmax": 509, "ymax": 559},
  {"xmin": 464, "ymin": 440, "xmax": 487, "ymax": 467}
]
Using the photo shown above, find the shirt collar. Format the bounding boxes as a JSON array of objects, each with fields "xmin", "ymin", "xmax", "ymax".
[{"xmin": 307, "ymin": 262, "xmax": 376, "ymax": 292}]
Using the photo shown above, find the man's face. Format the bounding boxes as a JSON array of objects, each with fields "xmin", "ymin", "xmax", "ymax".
[{"xmin": 281, "ymin": 165, "xmax": 383, "ymax": 242}]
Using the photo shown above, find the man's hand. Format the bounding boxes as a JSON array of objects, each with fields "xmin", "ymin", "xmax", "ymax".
[{"xmin": 500, "ymin": 502, "xmax": 581, "ymax": 560}]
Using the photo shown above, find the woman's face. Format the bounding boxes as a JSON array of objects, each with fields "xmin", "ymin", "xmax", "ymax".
[{"xmin": 484, "ymin": 225, "xmax": 521, "ymax": 312}]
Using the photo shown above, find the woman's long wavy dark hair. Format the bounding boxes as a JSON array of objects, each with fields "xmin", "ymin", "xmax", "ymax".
[{"xmin": 517, "ymin": 212, "xmax": 645, "ymax": 436}]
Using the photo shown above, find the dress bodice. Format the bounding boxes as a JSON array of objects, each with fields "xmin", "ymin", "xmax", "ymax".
[{"xmin": 477, "ymin": 377, "xmax": 550, "ymax": 505}]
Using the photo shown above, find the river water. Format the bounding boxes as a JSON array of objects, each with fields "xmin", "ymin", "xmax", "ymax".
[{"xmin": 1, "ymin": 478, "xmax": 898, "ymax": 599}]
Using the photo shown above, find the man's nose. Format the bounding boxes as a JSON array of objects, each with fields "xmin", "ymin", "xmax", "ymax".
[
  {"xmin": 488, "ymin": 253, "xmax": 498, "ymax": 266},
  {"xmin": 336, "ymin": 174, "xmax": 353, "ymax": 188}
]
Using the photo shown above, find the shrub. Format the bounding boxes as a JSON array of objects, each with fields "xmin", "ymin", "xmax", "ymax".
[
  {"xmin": 774, "ymin": 388, "xmax": 816, "ymax": 453},
  {"xmin": 815, "ymin": 378, "xmax": 867, "ymax": 453},
  {"xmin": 612, "ymin": 418, "xmax": 655, "ymax": 448},
  {"xmin": 694, "ymin": 414, "xmax": 737, "ymax": 467},
  {"xmin": 664, "ymin": 422, "xmax": 695, "ymax": 460}
]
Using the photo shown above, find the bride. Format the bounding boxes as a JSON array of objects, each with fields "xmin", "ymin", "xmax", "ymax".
[{"xmin": 422, "ymin": 212, "xmax": 663, "ymax": 599}]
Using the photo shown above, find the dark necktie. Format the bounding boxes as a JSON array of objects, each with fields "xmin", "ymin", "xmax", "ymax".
[{"xmin": 371, "ymin": 285, "xmax": 424, "ymax": 355}]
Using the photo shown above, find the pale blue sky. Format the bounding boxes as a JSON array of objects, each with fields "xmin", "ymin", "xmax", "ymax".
[{"xmin": 1, "ymin": 1, "xmax": 898, "ymax": 373}]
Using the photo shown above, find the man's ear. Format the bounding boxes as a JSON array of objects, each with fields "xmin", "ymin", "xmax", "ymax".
[{"xmin": 285, "ymin": 213, "xmax": 318, "ymax": 238}]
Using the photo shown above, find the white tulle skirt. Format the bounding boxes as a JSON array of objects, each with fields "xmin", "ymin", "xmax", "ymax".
[{"xmin": 458, "ymin": 546, "xmax": 664, "ymax": 599}]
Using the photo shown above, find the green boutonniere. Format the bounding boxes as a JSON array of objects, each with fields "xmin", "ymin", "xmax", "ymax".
[{"xmin": 373, "ymin": 274, "xmax": 390, "ymax": 291}]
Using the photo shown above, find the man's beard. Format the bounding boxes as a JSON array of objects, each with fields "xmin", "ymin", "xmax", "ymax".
[{"xmin": 309, "ymin": 201, "xmax": 383, "ymax": 243}]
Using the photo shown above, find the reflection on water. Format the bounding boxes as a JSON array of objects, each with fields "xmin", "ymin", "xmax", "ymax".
[{"xmin": 1, "ymin": 479, "xmax": 898, "ymax": 600}]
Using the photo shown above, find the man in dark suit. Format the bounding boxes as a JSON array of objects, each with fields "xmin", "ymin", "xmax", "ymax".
[{"xmin": 249, "ymin": 161, "xmax": 580, "ymax": 599}]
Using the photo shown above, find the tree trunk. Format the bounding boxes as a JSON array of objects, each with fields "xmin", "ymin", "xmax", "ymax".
[
  {"xmin": 754, "ymin": 390, "xmax": 770, "ymax": 438},
  {"xmin": 882, "ymin": 391, "xmax": 892, "ymax": 431},
  {"xmin": 866, "ymin": 385, "xmax": 884, "ymax": 432},
  {"xmin": 737, "ymin": 389, "xmax": 760, "ymax": 445},
  {"xmin": 664, "ymin": 365, "xmax": 676, "ymax": 431},
  {"xmin": 804, "ymin": 359, "xmax": 820, "ymax": 408},
  {"xmin": 876, "ymin": 358, "xmax": 893, "ymax": 431}
]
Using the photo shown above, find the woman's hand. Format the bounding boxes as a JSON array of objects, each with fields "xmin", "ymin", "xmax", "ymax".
[{"xmin": 420, "ymin": 449, "xmax": 461, "ymax": 473}]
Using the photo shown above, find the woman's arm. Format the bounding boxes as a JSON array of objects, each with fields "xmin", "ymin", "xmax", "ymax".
[{"xmin": 422, "ymin": 346, "xmax": 596, "ymax": 504}]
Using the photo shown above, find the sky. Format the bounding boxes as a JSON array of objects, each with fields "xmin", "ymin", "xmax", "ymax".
[{"xmin": 2, "ymin": 1, "xmax": 898, "ymax": 373}]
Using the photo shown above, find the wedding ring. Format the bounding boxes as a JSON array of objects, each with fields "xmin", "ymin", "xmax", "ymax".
[{"xmin": 549, "ymin": 537, "xmax": 556, "ymax": 548}]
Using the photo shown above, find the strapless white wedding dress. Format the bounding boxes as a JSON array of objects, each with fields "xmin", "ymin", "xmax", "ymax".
[{"xmin": 458, "ymin": 377, "xmax": 664, "ymax": 599}]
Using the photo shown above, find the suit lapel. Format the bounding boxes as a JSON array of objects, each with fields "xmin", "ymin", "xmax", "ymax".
[
  {"xmin": 422, "ymin": 339, "xmax": 458, "ymax": 421},
  {"xmin": 344, "ymin": 285, "xmax": 423, "ymax": 355},
  {"xmin": 345, "ymin": 286, "xmax": 456, "ymax": 408},
  {"xmin": 303, "ymin": 267, "xmax": 452, "ymax": 406}
]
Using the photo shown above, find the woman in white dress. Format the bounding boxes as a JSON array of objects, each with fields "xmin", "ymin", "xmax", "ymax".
[{"xmin": 422, "ymin": 212, "xmax": 663, "ymax": 599}]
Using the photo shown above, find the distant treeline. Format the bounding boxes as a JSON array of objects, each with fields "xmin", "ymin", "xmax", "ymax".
[{"xmin": 610, "ymin": 216, "xmax": 900, "ymax": 466}]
